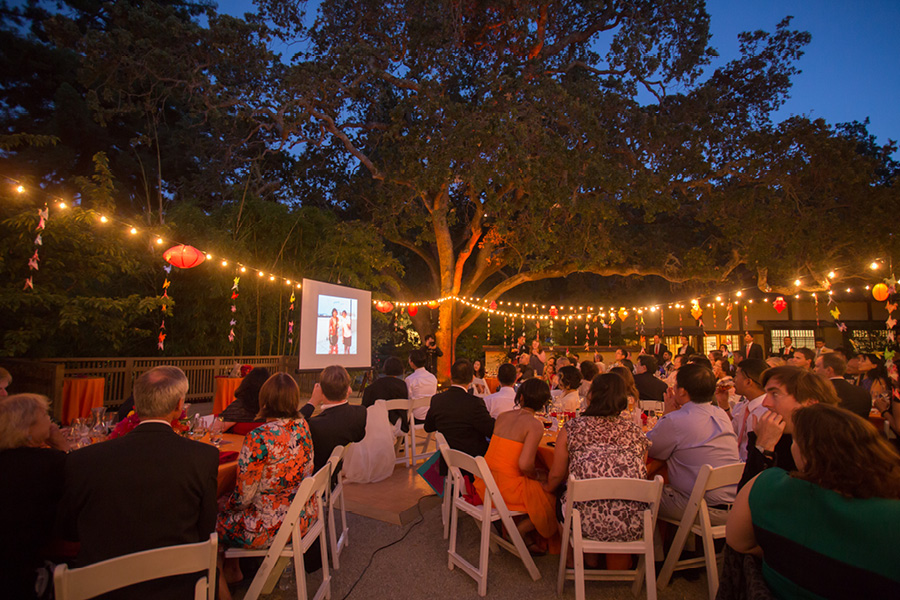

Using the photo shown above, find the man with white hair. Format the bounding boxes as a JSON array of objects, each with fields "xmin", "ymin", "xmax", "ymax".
[{"xmin": 60, "ymin": 366, "xmax": 218, "ymax": 597}]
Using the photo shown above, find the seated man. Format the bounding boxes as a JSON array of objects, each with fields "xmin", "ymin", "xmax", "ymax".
[
  {"xmin": 405, "ymin": 349, "xmax": 437, "ymax": 426},
  {"xmin": 721, "ymin": 358, "xmax": 768, "ymax": 462},
  {"xmin": 483, "ymin": 363, "xmax": 517, "ymax": 418},
  {"xmin": 424, "ymin": 359, "xmax": 495, "ymax": 473},
  {"xmin": 789, "ymin": 347, "xmax": 816, "ymax": 370},
  {"xmin": 814, "ymin": 352, "xmax": 871, "ymax": 418},
  {"xmin": 301, "ymin": 365, "xmax": 367, "ymax": 473},
  {"xmin": 362, "ymin": 356, "xmax": 409, "ymax": 429},
  {"xmin": 738, "ymin": 365, "xmax": 840, "ymax": 489},
  {"xmin": 647, "ymin": 364, "xmax": 740, "ymax": 524},
  {"xmin": 60, "ymin": 366, "xmax": 219, "ymax": 597},
  {"xmin": 633, "ymin": 355, "xmax": 668, "ymax": 401}
]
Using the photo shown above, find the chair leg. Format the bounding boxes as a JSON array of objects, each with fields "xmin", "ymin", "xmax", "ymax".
[
  {"xmin": 573, "ymin": 530, "xmax": 585, "ymax": 600},
  {"xmin": 557, "ymin": 520, "xmax": 570, "ymax": 596},
  {"xmin": 477, "ymin": 509, "xmax": 492, "ymax": 596},
  {"xmin": 448, "ymin": 500, "xmax": 460, "ymax": 571},
  {"xmin": 327, "ymin": 499, "xmax": 340, "ymax": 570},
  {"xmin": 701, "ymin": 528, "xmax": 718, "ymax": 600},
  {"xmin": 499, "ymin": 511, "xmax": 541, "ymax": 581},
  {"xmin": 319, "ymin": 525, "xmax": 332, "ymax": 600},
  {"xmin": 408, "ymin": 427, "xmax": 416, "ymax": 467},
  {"xmin": 442, "ymin": 475, "xmax": 452, "ymax": 539},
  {"xmin": 657, "ymin": 519, "xmax": 691, "ymax": 589},
  {"xmin": 294, "ymin": 544, "xmax": 308, "ymax": 600}
]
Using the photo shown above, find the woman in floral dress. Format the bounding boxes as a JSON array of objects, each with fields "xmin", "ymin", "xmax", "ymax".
[
  {"xmin": 544, "ymin": 372, "xmax": 650, "ymax": 543},
  {"xmin": 217, "ymin": 373, "xmax": 315, "ymax": 596}
]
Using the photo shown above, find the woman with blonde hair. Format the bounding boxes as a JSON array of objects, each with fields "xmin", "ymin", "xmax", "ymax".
[
  {"xmin": 727, "ymin": 403, "xmax": 900, "ymax": 597},
  {"xmin": 0, "ymin": 394, "xmax": 71, "ymax": 598}
]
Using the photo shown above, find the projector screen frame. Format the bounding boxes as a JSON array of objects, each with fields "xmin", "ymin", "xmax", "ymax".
[{"xmin": 298, "ymin": 279, "xmax": 372, "ymax": 371}]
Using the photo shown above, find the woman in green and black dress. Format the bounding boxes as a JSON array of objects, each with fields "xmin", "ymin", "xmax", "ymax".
[{"xmin": 726, "ymin": 403, "xmax": 900, "ymax": 599}]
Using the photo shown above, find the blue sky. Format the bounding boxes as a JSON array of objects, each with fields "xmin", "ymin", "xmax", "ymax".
[{"xmin": 218, "ymin": 0, "xmax": 899, "ymax": 147}]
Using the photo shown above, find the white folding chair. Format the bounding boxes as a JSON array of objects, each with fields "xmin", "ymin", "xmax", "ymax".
[
  {"xmin": 325, "ymin": 444, "xmax": 350, "ymax": 570},
  {"xmin": 384, "ymin": 398, "xmax": 414, "ymax": 466},
  {"xmin": 224, "ymin": 465, "xmax": 332, "ymax": 600},
  {"xmin": 657, "ymin": 463, "xmax": 744, "ymax": 599},
  {"xmin": 54, "ymin": 533, "xmax": 217, "ymax": 600},
  {"xmin": 434, "ymin": 432, "xmax": 454, "ymax": 539},
  {"xmin": 557, "ymin": 475, "xmax": 664, "ymax": 600},
  {"xmin": 444, "ymin": 447, "xmax": 541, "ymax": 596},
  {"xmin": 408, "ymin": 395, "xmax": 434, "ymax": 465}
]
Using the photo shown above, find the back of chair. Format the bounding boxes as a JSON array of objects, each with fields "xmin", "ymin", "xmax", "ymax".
[
  {"xmin": 410, "ymin": 396, "xmax": 431, "ymax": 412},
  {"xmin": 703, "ymin": 463, "xmax": 744, "ymax": 492},
  {"xmin": 568, "ymin": 475, "xmax": 664, "ymax": 507},
  {"xmin": 326, "ymin": 444, "xmax": 345, "ymax": 473},
  {"xmin": 54, "ymin": 533, "xmax": 217, "ymax": 600},
  {"xmin": 383, "ymin": 398, "xmax": 410, "ymax": 413}
]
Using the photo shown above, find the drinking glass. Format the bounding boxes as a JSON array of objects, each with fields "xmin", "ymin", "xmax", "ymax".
[{"xmin": 208, "ymin": 417, "xmax": 225, "ymax": 447}]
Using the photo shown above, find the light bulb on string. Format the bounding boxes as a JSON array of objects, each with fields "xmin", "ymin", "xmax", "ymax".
[
  {"xmin": 129, "ymin": 227, "xmax": 137, "ymax": 235},
  {"xmin": 15, "ymin": 185, "xmax": 25, "ymax": 193},
  {"xmin": 99, "ymin": 215, "xmax": 108, "ymax": 223}
]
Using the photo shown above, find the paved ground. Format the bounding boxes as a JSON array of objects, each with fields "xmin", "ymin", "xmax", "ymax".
[{"xmin": 230, "ymin": 499, "xmax": 710, "ymax": 600}]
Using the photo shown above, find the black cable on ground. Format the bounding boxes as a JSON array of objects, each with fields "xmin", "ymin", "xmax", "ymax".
[{"xmin": 339, "ymin": 493, "xmax": 436, "ymax": 600}]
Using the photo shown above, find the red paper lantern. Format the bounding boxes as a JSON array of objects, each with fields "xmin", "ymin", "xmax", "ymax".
[
  {"xmin": 375, "ymin": 301, "xmax": 394, "ymax": 313},
  {"xmin": 490, "ymin": 301, "xmax": 497, "ymax": 310},
  {"xmin": 773, "ymin": 296, "xmax": 787, "ymax": 313},
  {"xmin": 549, "ymin": 305, "xmax": 558, "ymax": 317},
  {"xmin": 873, "ymin": 283, "xmax": 889, "ymax": 302},
  {"xmin": 163, "ymin": 244, "xmax": 205, "ymax": 269},
  {"xmin": 427, "ymin": 300, "xmax": 439, "ymax": 309},
  {"xmin": 407, "ymin": 306, "xmax": 419, "ymax": 317}
]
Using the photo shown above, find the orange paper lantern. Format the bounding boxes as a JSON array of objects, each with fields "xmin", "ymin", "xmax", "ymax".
[
  {"xmin": 375, "ymin": 301, "xmax": 394, "ymax": 313},
  {"xmin": 163, "ymin": 244, "xmax": 205, "ymax": 269},
  {"xmin": 407, "ymin": 306, "xmax": 418, "ymax": 317},
  {"xmin": 427, "ymin": 300, "xmax": 439, "ymax": 309},
  {"xmin": 873, "ymin": 283, "xmax": 889, "ymax": 301}
]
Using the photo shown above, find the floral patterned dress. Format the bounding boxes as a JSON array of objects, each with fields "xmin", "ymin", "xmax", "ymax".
[
  {"xmin": 217, "ymin": 419, "xmax": 315, "ymax": 549},
  {"xmin": 561, "ymin": 416, "xmax": 650, "ymax": 542}
]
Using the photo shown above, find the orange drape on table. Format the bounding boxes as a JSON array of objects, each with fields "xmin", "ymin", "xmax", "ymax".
[
  {"xmin": 62, "ymin": 378, "xmax": 105, "ymax": 425},
  {"xmin": 213, "ymin": 376, "xmax": 244, "ymax": 415}
]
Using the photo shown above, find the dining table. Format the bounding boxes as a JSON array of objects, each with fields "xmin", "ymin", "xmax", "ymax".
[{"xmin": 216, "ymin": 432, "xmax": 245, "ymax": 497}]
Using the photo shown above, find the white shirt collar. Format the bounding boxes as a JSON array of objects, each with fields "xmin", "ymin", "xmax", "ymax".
[
  {"xmin": 138, "ymin": 419, "xmax": 173, "ymax": 428},
  {"xmin": 321, "ymin": 401, "xmax": 348, "ymax": 410}
]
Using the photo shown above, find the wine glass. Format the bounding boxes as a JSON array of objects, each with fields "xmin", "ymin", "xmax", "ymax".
[
  {"xmin": 190, "ymin": 414, "xmax": 208, "ymax": 441},
  {"xmin": 208, "ymin": 417, "xmax": 225, "ymax": 447}
]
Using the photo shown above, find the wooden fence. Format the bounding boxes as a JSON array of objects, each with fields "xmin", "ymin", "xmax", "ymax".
[{"xmin": 40, "ymin": 355, "xmax": 291, "ymax": 407}]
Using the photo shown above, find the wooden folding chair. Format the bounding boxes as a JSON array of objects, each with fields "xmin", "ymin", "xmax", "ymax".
[
  {"xmin": 325, "ymin": 444, "xmax": 350, "ymax": 569},
  {"xmin": 408, "ymin": 396, "xmax": 434, "ymax": 465},
  {"xmin": 434, "ymin": 432, "xmax": 454, "ymax": 539},
  {"xmin": 54, "ymin": 533, "xmax": 217, "ymax": 600},
  {"xmin": 444, "ymin": 447, "xmax": 541, "ymax": 596},
  {"xmin": 383, "ymin": 398, "xmax": 415, "ymax": 466},
  {"xmin": 657, "ymin": 463, "xmax": 744, "ymax": 599},
  {"xmin": 557, "ymin": 475, "xmax": 664, "ymax": 600},
  {"xmin": 224, "ymin": 465, "xmax": 332, "ymax": 600}
]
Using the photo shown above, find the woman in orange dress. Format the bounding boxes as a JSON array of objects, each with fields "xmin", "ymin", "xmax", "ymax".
[{"xmin": 475, "ymin": 378, "xmax": 556, "ymax": 553}]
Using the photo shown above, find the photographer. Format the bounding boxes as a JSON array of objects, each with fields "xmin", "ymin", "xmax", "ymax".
[{"xmin": 422, "ymin": 334, "xmax": 443, "ymax": 375}]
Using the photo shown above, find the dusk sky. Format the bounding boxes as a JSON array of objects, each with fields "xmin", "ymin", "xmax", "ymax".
[{"xmin": 216, "ymin": 0, "xmax": 900, "ymax": 150}]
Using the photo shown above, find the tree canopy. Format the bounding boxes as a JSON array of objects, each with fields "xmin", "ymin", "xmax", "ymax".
[{"xmin": 1, "ymin": 0, "xmax": 897, "ymax": 370}]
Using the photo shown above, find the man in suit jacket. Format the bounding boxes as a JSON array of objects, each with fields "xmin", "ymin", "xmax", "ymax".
[
  {"xmin": 814, "ymin": 353, "xmax": 872, "ymax": 418},
  {"xmin": 60, "ymin": 366, "xmax": 218, "ymax": 597},
  {"xmin": 633, "ymin": 355, "xmax": 669, "ymax": 402},
  {"xmin": 301, "ymin": 365, "xmax": 367, "ymax": 473},
  {"xmin": 646, "ymin": 334, "xmax": 669, "ymax": 362},
  {"xmin": 424, "ymin": 359, "xmax": 495, "ymax": 474},
  {"xmin": 362, "ymin": 356, "xmax": 408, "ymax": 429},
  {"xmin": 777, "ymin": 336, "xmax": 796, "ymax": 360},
  {"xmin": 676, "ymin": 335, "xmax": 695, "ymax": 357},
  {"xmin": 743, "ymin": 332, "xmax": 764, "ymax": 360}
]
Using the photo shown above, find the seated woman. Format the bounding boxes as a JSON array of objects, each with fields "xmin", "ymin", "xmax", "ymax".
[
  {"xmin": 0, "ymin": 394, "xmax": 71, "ymax": 599},
  {"xmin": 554, "ymin": 366, "xmax": 582, "ymax": 413},
  {"xmin": 726, "ymin": 403, "xmax": 900, "ymax": 598},
  {"xmin": 474, "ymin": 378, "xmax": 557, "ymax": 554},
  {"xmin": 610, "ymin": 365, "xmax": 640, "ymax": 413},
  {"xmin": 544, "ymin": 373, "xmax": 650, "ymax": 543},
  {"xmin": 470, "ymin": 359, "xmax": 489, "ymax": 397},
  {"xmin": 220, "ymin": 367, "xmax": 271, "ymax": 433},
  {"xmin": 217, "ymin": 373, "xmax": 315, "ymax": 599}
]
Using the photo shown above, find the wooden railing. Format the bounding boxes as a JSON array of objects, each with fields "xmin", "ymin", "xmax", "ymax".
[{"xmin": 41, "ymin": 355, "xmax": 290, "ymax": 407}]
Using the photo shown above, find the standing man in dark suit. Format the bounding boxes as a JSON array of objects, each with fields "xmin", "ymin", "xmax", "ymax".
[
  {"xmin": 777, "ymin": 336, "xmax": 796, "ymax": 360},
  {"xmin": 633, "ymin": 355, "xmax": 669, "ymax": 401},
  {"xmin": 646, "ymin": 334, "xmax": 669, "ymax": 363},
  {"xmin": 814, "ymin": 353, "xmax": 872, "ymax": 419},
  {"xmin": 676, "ymin": 335, "xmax": 695, "ymax": 357},
  {"xmin": 60, "ymin": 366, "xmax": 218, "ymax": 597},
  {"xmin": 743, "ymin": 332, "xmax": 764, "ymax": 360},
  {"xmin": 362, "ymin": 356, "xmax": 408, "ymax": 429},
  {"xmin": 424, "ymin": 359, "xmax": 494, "ymax": 472},
  {"xmin": 301, "ymin": 365, "xmax": 367, "ymax": 473}
]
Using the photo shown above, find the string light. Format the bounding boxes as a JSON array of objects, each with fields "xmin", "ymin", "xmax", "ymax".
[
  {"xmin": 58, "ymin": 202, "xmax": 67, "ymax": 209},
  {"xmin": 129, "ymin": 227, "xmax": 137, "ymax": 235},
  {"xmin": 15, "ymin": 185, "xmax": 24, "ymax": 193},
  {"xmin": 99, "ymin": 215, "xmax": 108, "ymax": 223},
  {"xmin": 221, "ymin": 260, "xmax": 228, "ymax": 267},
  {"xmin": 155, "ymin": 238, "xmax": 164, "ymax": 245}
]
